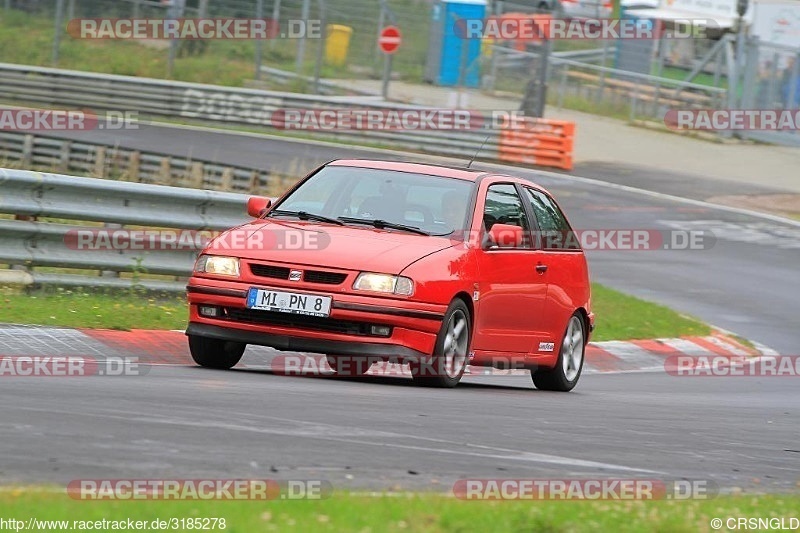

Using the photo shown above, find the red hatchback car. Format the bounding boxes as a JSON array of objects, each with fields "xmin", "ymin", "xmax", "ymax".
[{"xmin": 186, "ymin": 160, "xmax": 594, "ymax": 390}]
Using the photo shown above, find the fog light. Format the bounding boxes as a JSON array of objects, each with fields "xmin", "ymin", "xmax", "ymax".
[
  {"xmin": 199, "ymin": 305, "xmax": 220, "ymax": 318},
  {"xmin": 370, "ymin": 325, "xmax": 392, "ymax": 337}
]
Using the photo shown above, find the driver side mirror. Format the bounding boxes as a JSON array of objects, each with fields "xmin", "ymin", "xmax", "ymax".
[
  {"xmin": 247, "ymin": 196, "xmax": 272, "ymax": 218},
  {"xmin": 484, "ymin": 223, "xmax": 524, "ymax": 250}
]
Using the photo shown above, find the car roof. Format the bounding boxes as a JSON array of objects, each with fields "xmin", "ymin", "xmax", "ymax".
[
  {"xmin": 327, "ymin": 159, "xmax": 487, "ymax": 182},
  {"xmin": 325, "ymin": 159, "xmax": 551, "ymax": 195}
]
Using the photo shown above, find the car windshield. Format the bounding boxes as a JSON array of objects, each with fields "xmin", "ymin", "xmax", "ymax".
[{"xmin": 270, "ymin": 166, "xmax": 474, "ymax": 236}]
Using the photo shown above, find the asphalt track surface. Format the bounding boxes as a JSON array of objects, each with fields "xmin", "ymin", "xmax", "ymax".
[{"xmin": 2, "ymin": 123, "xmax": 798, "ymax": 492}]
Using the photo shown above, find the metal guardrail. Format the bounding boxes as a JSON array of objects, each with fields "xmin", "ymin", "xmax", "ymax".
[
  {"xmin": 0, "ymin": 168, "xmax": 250, "ymax": 292},
  {"xmin": 0, "ymin": 63, "xmax": 502, "ymax": 160},
  {"xmin": 0, "ymin": 131, "xmax": 272, "ymax": 193}
]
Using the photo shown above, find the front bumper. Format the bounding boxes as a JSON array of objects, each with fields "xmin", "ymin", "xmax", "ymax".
[
  {"xmin": 186, "ymin": 322, "xmax": 427, "ymax": 360},
  {"xmin": 185, "ymin": 277, "xmax": 446, "ymax": 359}
]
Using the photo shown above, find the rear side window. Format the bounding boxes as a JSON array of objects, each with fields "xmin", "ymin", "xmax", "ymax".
[{"xmin": 524, "ymin": 188, "xmax": 581, "ymax": 250}]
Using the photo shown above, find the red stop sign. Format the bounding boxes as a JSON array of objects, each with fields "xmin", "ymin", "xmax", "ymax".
[{"xmin": 378, "ymin": 26, "xmax": 402, "ymax": 54}]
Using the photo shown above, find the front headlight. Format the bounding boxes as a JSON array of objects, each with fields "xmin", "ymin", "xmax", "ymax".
[
  {"xmin": 194, "ymin": 255, "xmax": 240, "ymax": 277},
  {"xmin": 353, "ymin": 273, "xmax": 414, "ymax": 296}
]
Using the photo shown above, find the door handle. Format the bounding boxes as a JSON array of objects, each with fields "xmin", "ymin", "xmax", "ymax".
[{"xmin": 536, "ymin": 264, "xmax": 548, "ymax": 274}]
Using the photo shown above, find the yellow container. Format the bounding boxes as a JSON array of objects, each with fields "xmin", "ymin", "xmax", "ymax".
[{"xmin": 325, "ymin": 25, "xmax": 353, "ymax": 67}]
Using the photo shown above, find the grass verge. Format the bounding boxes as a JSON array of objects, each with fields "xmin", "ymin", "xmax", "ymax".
[
  {"xmin": 0, "ymin": 283, "xmax": 710, "ymax": 341},
  {"xmin": 1, "ymin": 489, "xmax": 798, "ymax": 532},
  {"xmin": 589, "ymin": 284, "xmax": 710, "ymax": 341}
]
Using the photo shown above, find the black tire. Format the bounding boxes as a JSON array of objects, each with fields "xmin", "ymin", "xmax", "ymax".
[
  {"xmin": 325, "ymin": 355, "xmax": 376, "ymax": 377},
  {"xmin": 188, "ymin": 335, "xmax": 246, "ymax": 370},
  {"xmin": 411, "ymin": 299, "xmax": 471, "ymax": 388},
  {"xmin": 532, "ymin": 313, "xmax": 585, "ymax": 392}
]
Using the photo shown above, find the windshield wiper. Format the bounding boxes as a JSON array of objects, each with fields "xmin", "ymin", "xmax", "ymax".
[
  {"xmin": 338, "ymin": 217, "xmax": 429, "ymax": 236},
  {"xmin": 268, "ymin": 209, "xmax": 344, "ymax": 225}
]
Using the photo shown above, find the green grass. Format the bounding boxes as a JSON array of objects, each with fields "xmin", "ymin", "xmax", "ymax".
[
  {"xmin": 0, "ymin": 286, "xmax": 186, "ymax": 330},
  {"xmin": 0, "ymin": 283, "xmax": 710, "ymax": 341},
  {"xmin": 589, "ymin": 283, "xmax": 710, "ymax": 341},
  {"xmin": 0, "ymin": 4, "xmax": 432, "ymax": 87},
  {"xmin": 1, "ymin": 488, "xmax": 799, "ymax": 532},
  {"xmin": 657, "ymin": 65, "xmax": 727, "ymax": 90}
]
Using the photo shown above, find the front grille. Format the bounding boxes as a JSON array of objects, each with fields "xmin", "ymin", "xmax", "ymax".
[
  {"xmin": 223, "ymin": 307, "xmax": 390, "ymax": 337},
  {"xmin": 304, "ymin": 270, "xmax": 347, "ymax": 285},
  {"xmin": 250, "ymin": 264, "xmax": 290, "ymax": 280},
  {"xmin": 249, "ymin": 263, "xmax": 347, "ymax": 285}
]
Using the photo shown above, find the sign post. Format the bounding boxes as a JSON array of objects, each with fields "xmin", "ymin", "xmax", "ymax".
[{"xmin": 378, "ymin": 25, "xmax": 402, "ymax": 100}]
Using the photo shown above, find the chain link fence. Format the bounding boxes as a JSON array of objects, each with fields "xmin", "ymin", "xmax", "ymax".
[
  {"xmin": 5, "ymin": 0, "xmax": 433, "ymax": 87},
  {"xmin": 3, "ymin": 0, "xmax": 800, "ymax": 145}
]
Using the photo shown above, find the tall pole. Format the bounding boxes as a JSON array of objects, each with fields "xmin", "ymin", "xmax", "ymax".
[
  {"xmin": 312, "ymin": 0, "xmax": 326, "ymax": 94},
  {"xmin": 167, "ymin": 0, "xmax": 186, "ymax": 78},
  {"xmin": 52, "ymin": 0, "xmax": 65, "ymax": 66},
  {"xmin": 735, "ymin": 15, "xmax": 745, "ymax": 108},
  {"xmin": 52, "ymin": 0, "xmax": 64, "ymax": 66},
  {"xmin": 270, "ymin": 0, "xmax": 282, "ymax": 50},
  {"xmin": 381, "ymin": 53, "xmax": 393, "ymax": 100},
  {"xmin": 255, "ymin": 0, "xmax": 264, "ymax": 80},
  {"xmin": 295, "ymin": 0, "xmax": 311, "ymax": 73}
]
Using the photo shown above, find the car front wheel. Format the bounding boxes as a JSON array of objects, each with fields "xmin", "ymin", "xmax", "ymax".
[
  {"xmin": 188, "ymin": 335, "xmax": 246, "ymax": 369},
  {"xmin": 531, "ymin": 313, "xmax": 585, "ymax": 392},
  {"xmin": 411, "ymin": 299, "xmax": 471, "ymax": 388}
]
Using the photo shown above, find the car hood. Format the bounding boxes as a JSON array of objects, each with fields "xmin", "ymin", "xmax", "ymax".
[{"xmin": 205, "ymin": 219, "xmax": 457, "ymax": 274}]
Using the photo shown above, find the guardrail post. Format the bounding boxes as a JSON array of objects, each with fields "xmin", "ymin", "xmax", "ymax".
[
  {"xmin": 101, "ymin": 223, "xmax": 122, "ymax": 280},
  {"xmin": 93, "ymin": 146, "xmax": 106, "ymax": 178},
  {"xmin": 190, "ymin": 162, "xmax": 204, "ymax": 188},
  {"xmin": 58, "ymin": 141, "xmax": 71, "ymax": 173},
  {"xmin": 248, "ymin": 171, "xmax": 260, "ymax": 193},
  {"xmin": 221, "ymin": 168, "xmax": 234, "ymax": 191},
  {"xmin": 158, "ymin": 158, "xmax": 172, "ymax": 184},
  {"xmin": 630, "ymin": 85, "xmax": 639, "ymax": 123},
  {"xmin": 128, "ymin": 151, "xmax": 141, "ymax": 182},
  {"xmin": 22, "ymin": 135, "xmax": 34, "ymax": 168}
]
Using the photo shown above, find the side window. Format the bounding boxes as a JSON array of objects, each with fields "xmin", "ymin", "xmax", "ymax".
[
  {"xmin": 524, "ymin": 188, "xmax": 580, "ymax": 250},
  {"xmin": 484, "ymin": 184, "xmax": 531, "ymax": 249}
]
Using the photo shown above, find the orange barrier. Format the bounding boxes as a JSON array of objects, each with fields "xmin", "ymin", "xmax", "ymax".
[{"xmin": 497, "ymin": 119, "xmax": 575, "ymax": 171}]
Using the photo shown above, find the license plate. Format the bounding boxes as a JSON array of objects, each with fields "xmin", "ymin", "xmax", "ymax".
[{"xmin": 246, "ymin": 288, "xmax": 332, "ymax": 317}]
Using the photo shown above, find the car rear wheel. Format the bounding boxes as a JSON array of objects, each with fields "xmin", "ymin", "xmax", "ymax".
[
  {"xmin": 188, "ymin": 335, "xmax": 246, "ymax": 369},
  {"xmin": 411, "ymin": 299, "xmax": 471, "ymax": 388},
  {"xmin": 531, "ymin": 313, "xmax": 585, "ymax": 392}
]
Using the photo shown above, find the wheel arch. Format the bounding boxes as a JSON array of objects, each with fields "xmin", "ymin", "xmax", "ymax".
[{"xmin": 575, "ymin": 307, "xmax": 591, "ymax": 345}]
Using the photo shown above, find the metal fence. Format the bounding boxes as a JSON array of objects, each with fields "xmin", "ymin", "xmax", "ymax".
[
  {"xmin": 488, "ymin": 44, "xmax": 729, "ymax": 122},
  {"xmin": 0, "ymin": 168, "xmax": 250, "ymax": 291},
  {"xmin": 0, "ymin": 131, "xmax": 274, "ymax": 192},
  {"xmin": 0, "ymin": 62, "xmax": 501, "ymax": 159},
  {"xmin": 5, "ymin": 0, "xmax": 435, "ymax": 88}
]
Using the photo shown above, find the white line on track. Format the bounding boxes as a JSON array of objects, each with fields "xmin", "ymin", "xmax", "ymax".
[{"xmin": 13, "ymin": 405, "xmax": 664, "ymax": 475}]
